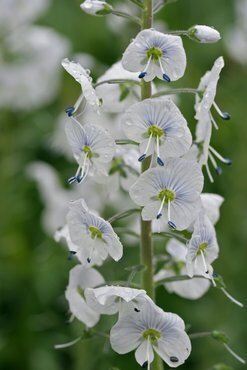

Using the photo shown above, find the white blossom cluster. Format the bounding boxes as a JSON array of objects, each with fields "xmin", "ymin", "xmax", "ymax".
[{"xmin": 29, "ymin": 0, "xmax": 245, "ymax": 368}]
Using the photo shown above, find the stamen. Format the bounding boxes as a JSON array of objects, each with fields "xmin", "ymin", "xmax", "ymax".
[
  {"xmin": 167, "ymin": 200, "xmax": 176, "ymax": 229},
  {"xmin": 68, "ymin": 251, "xmax": 77, "ymax": 260},
  {"xmin": 205, "ymin": 163, "xmax": 214, "ymax": 183},
  {"xmin": 65, "ymin": 106, "xmax": 75, "ymax": 117},
  {"xmin": 156, "ymin": 196, "xmax": 166, "ymax": 219},
  {"xmin": 223, "ymin": 343, "xmax": 246, "ymax": 364},
  {"xmin": 208, "ymin": 152, "xmax": 223, "ymax": 175},
  {"xmin": 209, "ymin": 112, "xmax": 219, "ymax": 130},
  {"xmin": 158, "ymin": 58, "xmax": 171, "ymax": 82},
  {"xmin": 139, "ymin": 56, "xmax": 152, "ymax": 79},
  {"xmin": 68, "ymin": 176, "xmax": 77, "ymax": 184},
  {"xmin": 142, "ymin": 361, "xmax": 148, "ymax": 368},
  {"xmin": 200, "ymin": 250, "xmax": 209, "ymax": 274},
  {"xmin": 156, "ymin": 137, "xmax": 164, "ymax": 166},
  {"xmin": 209, "ymin": 146, "xmax": 232, "ymax": 165},
  {"xmin": 74, "ymin": 93, "xmax": 84, "ymax": 113},
  {"xmin": 220, "ymin": 288, "xmax": 244, "ymax": 308},
  {"xmin": 211, "ymin": 274, "xmax": 217, "ymax": 287},
  {"xmin": 138, "ymin": 134, "xmax": 153, "ymax": 162},
  {"xmin": 213, "ymin": 102, "xmax": 231, "ymax": 120},
  {"xmin": 54, "ymin": 336, "xmax": 81, "ymax": 350},
  {"xmin": 134, "ymin": 307, "xmax": 140, "ymax": 312}
]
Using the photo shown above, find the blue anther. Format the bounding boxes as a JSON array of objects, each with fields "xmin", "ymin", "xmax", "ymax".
[
  {"xmin": 87, "ymin": 257, "xmax": 91, "ymax": 263},
  {"xmin": 163, "ymin": 73, "xmax": 171, "ymax": 82},
  {"xmin": 65, "ymin": 106, "xmax": 75, "ymax": 117},
  {"xmin": 138, "ymin": 154, "xmax": 146, "ymax": 162},
  {"xmin": 168, "ymin": 221, "xmax": 176, "ymax": 230},
  {"xmin": 68, "ymin": 176, "xmax": 77, "ymax": 184},
  {"xmin": 225, "ymin": 158, "xmax": 232, "ymax": 166},
  {"xmin": 215, "ymin": 166, "xmax": 223, "ymax": 175},
  {"xmin": 156, "ymin": 213, "xmax": 162, "ymax": 219},
  {"xmin": 221, "ymin": 111, "xmax": 231, "ymax": 120},
  {"xmin": 142, "ymin": 361, "xmax": 148, "ymax": 368},
  {"xmin": 157, "ymin": 157, "xmax": 164, "ymax": 166},
  {"xmin": 138, "ymin": 71, "xmax": 147, "ymax": 79}
]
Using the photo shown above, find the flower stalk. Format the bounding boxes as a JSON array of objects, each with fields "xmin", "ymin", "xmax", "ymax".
[{"xmin": 140, "ymin": 1, "xmax": 164, "ymax": 369}]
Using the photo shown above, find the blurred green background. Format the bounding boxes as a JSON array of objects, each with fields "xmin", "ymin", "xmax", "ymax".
[{"xmin": 0, "ymin": 0, "xmax": 246, "ymax": 369}]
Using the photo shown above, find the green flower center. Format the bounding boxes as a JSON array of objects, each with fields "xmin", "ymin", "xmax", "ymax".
[
  {"xmin": 196, "ymin": 242, "xmax": 208, "ymax": 256},
  {"xmin": 142, "ymin": 328, "xmax": 161, "ymax": 343},
  {"xmin": 158, "ymin": 189, "xmax": 176, "ymax": 203},
  {"xmin": 89, "ymin": 226, "xmax": 102, "ymax": 239},
  {"xmin": 146, "ymin": 47, "xmax": 163, "ymax": 61},
  {"xmin": 83, "ymin": 145, "xmax": 93, "ymax": 158},
  {"xmin": 77, "ymin": 286, "xmax": 84, "ymax": 297},
  {"xmin": 147, "ymin": 125, "xmax": 164, "ymax": 138}
]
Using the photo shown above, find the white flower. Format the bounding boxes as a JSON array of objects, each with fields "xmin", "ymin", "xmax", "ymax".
[
  {"xmin": 201, "ymin": 193, "xmax": 224, "ymax": 225},
  {"xmin": 195, "ymin": 57, "xmax": 230, "ymax": 125},
  {"xmin": 95, "ymin": 61, "xmax": 140, "ymax": 113},
  {"xmin": 188, "ymin": 25, "xmax": 221, "ymax": 43},
  {"xmin": 67, "ymin": 199, "xmax": 123, "ymax": 265},
  {"xmin": 155, "ymin": 239, "xmax": 210, "ymax": 300},
  {"xmin": 65, "ymin": 265, "xmax": 105, "ymax": 327},
  {"xmin": 0, "ymin": 25, "xmax": 69, "ymax": 110},
  {"xmin": 65, "ymin": 119, "xmax": 115, "ymax": 184},
  {"xmin": 110, "ymin": 299, "xmax": 191, "ymax": 368},
  {"xmin": 122, "ymin": 98, "xmax": 192, "ymax": 166},
  {"xmin": 122, "ymin": 29, "xmax": 186, "ymax": 82},
  {"xmin": 80, "ymin": 0, "xmax": 112, "ymax": 16},
  {"xmin": 194, "ymin": 116, "xmax": 232, "ymax": 183},
  {"xmin": 0, "ymin": 0, "xmax": 50, "ymax": 34},
  {"xmin": 85, "ymin": 286, "xmax": 148, "ymax": 316},
  {"xmin": 186, "ymin": 213, "xmax": 219, "ymax": 278},
  {"xmin": 129, "ymin": 158, "xmax": 203, "ymax": 230},
  {"xmin": 62, "ymin": 58, "xmax": 100, "ymax": 114}
]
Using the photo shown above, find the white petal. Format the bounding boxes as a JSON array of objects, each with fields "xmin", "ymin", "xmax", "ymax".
[
  {"xmin": 135, "ymin": 340, "xmax": 154, "ymax": 367},
  {"xmin": 110, "ymin": 316, "xmax": 142, "ymax": 354}
]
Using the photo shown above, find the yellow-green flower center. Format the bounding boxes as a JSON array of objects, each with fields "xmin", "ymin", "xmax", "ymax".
[
  {"xmin": 146, "ymin": 47, "xmax": 163, "ymax": 61},
  {"xmin": 83, "ymin": 145, "xmax": 93, "ymax": 158},
  {"xmin": 147, "ymin": 125, "xmax": 164, "ymax": 138},
  {"xmin": 89, "ymin": 226, "xmax": 102, "ymax": 239},
  {"xmin": 77, "ymin": 286, "xmax": 84, "ymax": 297},
  {"xmin": 196, "ymin": 242, "xmax": 208, "ymax": 256},
  {"xmin": 158, "ymin": 189, "xmax": 176, "ymax": 203},
  {"xmin": 142, "ymin": 328, "xmax": 161, "ymax": 343}
]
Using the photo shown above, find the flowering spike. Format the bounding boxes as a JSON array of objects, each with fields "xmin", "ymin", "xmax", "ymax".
[
  {"xmin": 157, "ymin": 157, "xmax": 164, "ymax": 166},
  {"xmin": 163, "ymin": 73, "xmax": 171, "ymax": 82},
  {"xmin": 138, "ymin": 154, "xmax": 147, "ymax": 162},
  {"xmin": 65, "ymin": 106, "xmax": 75, "ymax": 117}
]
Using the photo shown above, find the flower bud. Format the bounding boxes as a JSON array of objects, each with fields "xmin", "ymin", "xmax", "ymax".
[
  {"xmin": 188, "ymin": 25, "xmax": 221, "ymax": 43},
  {"xmin": 80, "ymin": 0, "xmax": 113, "ymax": 16}
]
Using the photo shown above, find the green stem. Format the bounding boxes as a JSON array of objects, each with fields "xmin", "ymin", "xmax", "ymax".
[
  {"xmin": 111, "ymin": 10, "xmax": 142, "ymax": 25},
  {"xmin": 152, "ymin": 88, "xmax": 199, "ymax": 98},
  {"xmin": 94, "ymin": 79, "xmax": 141, "ymax": 88},
  {"xmin": 115, "ymin": 139, "xmax": 138, "ymax": 145},
  {"xmin": 108, "ymin": 208, "xmax": 140, "ymax": 224},
  {"xmin": 140, "ymin": 2, "xmax": 164, "ymax": 370},
  {"xmin": 155, "ymin": 275, "xmax": 207, "ymax": 287}
]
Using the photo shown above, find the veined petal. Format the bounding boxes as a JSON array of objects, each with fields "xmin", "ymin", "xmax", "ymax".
[
  {"xmin": 110, "ymin": 317, "xmax": 143, "ymax": 354},
  {"xmin": 135, "ymin": 340, "xmax": 154, "ymax": 367}
]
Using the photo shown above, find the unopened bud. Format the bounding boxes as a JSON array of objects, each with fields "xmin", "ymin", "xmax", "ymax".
[
  {"xmin": 188, "ymin": 25, "xmax": 221, "ymax": 43},
  {"xmin": 80, "ymin": 0, "xmax": 113, "ymax": 16}
]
